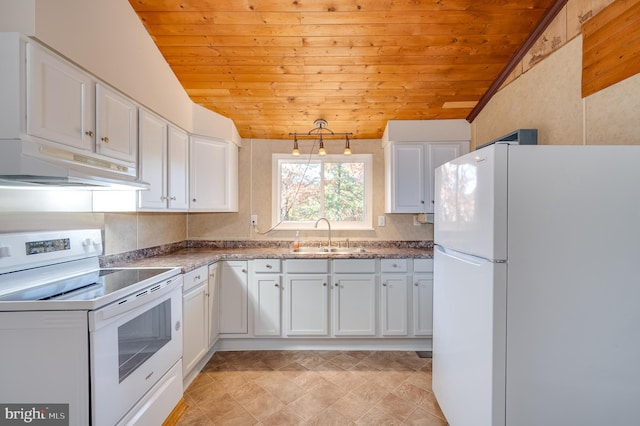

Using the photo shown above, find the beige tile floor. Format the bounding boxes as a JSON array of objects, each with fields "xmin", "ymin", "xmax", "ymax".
[{"xmin": 176, "ymin": 350, "xmax": 448, "ymax": 425}]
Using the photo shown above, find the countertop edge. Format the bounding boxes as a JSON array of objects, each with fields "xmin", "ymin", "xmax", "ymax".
[{"xmin": 102, "ymin": 244, "xmax": 434, "ymax": 274}]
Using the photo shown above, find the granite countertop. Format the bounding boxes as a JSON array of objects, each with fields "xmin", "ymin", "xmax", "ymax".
[{"xmin": 103, "ymin": 242, "xmax": 434, "ymax": 274}]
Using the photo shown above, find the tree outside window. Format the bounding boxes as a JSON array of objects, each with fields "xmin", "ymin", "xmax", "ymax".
[{"xmin": 273, "ymin": 154, "xmax": 372, "ymax": 230}]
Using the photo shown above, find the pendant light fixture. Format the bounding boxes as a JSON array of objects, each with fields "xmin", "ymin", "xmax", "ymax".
[
  {"xmin": 318, "ymin": 135, "xmax": 326, "ymax": 155},
  {"xmin": 343, "ymin": 135, "xmax": 352, "ymax": 155},
  {"xmin": 289, "ymin": 119, "xmax": 353, "ymax": 156},
  {"xmin": 291, "ymin": 136, "xmax": 300, "ymax": 156}
]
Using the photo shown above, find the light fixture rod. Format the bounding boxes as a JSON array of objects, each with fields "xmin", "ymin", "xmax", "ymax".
[{"xmin": 288, "ymin": 118, "xmax": 353, "ymax": 139}]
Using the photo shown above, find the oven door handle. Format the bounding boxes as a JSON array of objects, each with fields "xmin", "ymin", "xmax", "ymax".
[{"xmin": 89, "ymin": 276, "xmax": 183, "ymax": 331}]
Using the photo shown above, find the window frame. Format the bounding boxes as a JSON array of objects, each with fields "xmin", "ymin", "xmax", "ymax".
[{"xmin": 271, "ymin": 153, "xmax": 373, "ymax": 230}]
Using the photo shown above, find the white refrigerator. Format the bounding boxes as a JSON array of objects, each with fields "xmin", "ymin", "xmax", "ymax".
[{"xmin": 432, "ymin": 143, "xmax": 640, "ymax": 426}]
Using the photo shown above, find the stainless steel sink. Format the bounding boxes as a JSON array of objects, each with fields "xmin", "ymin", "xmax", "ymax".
[{"xmin": 290, "ymin": 247, "xmax": 367, "ymax": 254}]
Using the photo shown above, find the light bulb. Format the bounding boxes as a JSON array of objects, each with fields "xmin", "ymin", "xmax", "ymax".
[
  {"xmin": 343, "ymin": 135, "xmax": 351, "ymax": 155},
  {"xmin": 318, "ymin": 140, "xmax": 326, "ymax": 155}
]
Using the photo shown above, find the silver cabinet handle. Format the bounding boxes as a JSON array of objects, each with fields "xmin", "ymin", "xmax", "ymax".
[
  {"xmin": 414, "ymin": 282, "xmax": 419, "ymax": 286},
  {"xmin": 242, "ymin": 269, "xmax": 247, "ymax": 273},
  {"xmin": 383, "ymin": 282, "xmax": 388, "ymax": 286},
  {"xmin": 266, "ymin": 264, "xmax": 272, "ymax": 268},
  {"xmin": 194, "ymin": 275, "xmax": 201, "ymax": 281},
  {"xmin": 170, "ymin": 196, "xmax": 176, "ymax": 201},
  {"xmin": 323, "ymin": 282, "xmax": 327, "ymax": 286},
  {"xmin": 275, "ymin": 283, "xmax": 279, "ymax": 287}
]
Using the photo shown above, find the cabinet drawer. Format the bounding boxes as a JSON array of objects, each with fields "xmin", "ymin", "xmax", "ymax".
[
  {"xmin": 413, "ymin": 258, "xmax": 434, "ymax": 273},
  {"xmin": 286, "ymin": 259, "xmax": 329, "ymax": 273},
  {"xmin": 253, "ymin": 259, "xmax": 281, "ymax": 273},
  {"xmin": 333, "ymin": 259, "xmax": 376, "ymax": 274},
  {"xmin": 183, "ymin": 265, "xmax": 208, "ymax": 292},
  {"xmin": 381, "ymin": 259, "xmax": 409, "ymax": 273}
]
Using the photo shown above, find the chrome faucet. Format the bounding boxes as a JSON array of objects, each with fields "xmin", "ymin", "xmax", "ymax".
[{"xmin": 314, "ymin": 217, "xmax": 332, "ymax": 248}]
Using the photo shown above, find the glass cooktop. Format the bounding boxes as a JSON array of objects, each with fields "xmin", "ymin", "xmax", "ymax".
[{"xmin": 0, "ymin": 268, "xmax": 174, "ymax": 302}]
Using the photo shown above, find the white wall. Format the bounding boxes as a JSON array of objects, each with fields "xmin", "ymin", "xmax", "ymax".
[
  {"xmin": 0, "ymin": 0, "xmax": 237, "ymax": 138},
  {"xmin": 0, "ymin": 0, "xmax": 35, "ymax": 33}
]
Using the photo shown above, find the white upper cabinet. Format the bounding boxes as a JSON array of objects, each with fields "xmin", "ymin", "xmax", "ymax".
[
  {"xmin": 138, "ymin": 109, "xmax": 168, "ymax": 209},
  {"xmin": 96, "ymin": 84, "xmax": 137, "ymax": 163},
  {"xmin": 385, "ymin": 143, "xmax": 426, "ymax": 213},
  {"xmin": 383, "ymin": 120, "xmax": 470, "ymax": 214},
  {"xmin": 24, "ymin": 40, "xmax": 139, "ymax": 169},
  {"xmin": 138, "ymin": 109, "xmax": 189, "ymax": 211},
  {"xmin": 189, "ymin": 135, "xmax": 238, "ymax": 212},
  {"xmin": 166, "ymin": 125, "xmax": 189, "ymax": 210},
  {"xmin": 26, "ymin": 42, "xmax": 95, "ymax": 152}
]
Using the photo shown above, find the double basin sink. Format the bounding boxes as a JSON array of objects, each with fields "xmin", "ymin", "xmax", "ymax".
[{"xmin": 291, "ymin": 246, "xmax": 368, "ymax": 254}]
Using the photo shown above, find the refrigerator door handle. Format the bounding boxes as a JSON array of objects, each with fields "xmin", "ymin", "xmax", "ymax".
[{"xmin": 435, "ymin": 245, "xmax": 494, "ymax": 266}]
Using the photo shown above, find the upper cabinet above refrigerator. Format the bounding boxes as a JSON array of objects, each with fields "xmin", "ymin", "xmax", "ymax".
[{"xmin": 382, "ymin": 120, "xmax": 470, "ymax": 214}]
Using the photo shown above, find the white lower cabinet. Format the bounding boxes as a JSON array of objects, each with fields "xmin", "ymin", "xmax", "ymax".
[
  {"xmin": 411, "ymin": 258, "xmax": 434, "ymax": 336},
  {"xmin": 218, "ymin": 261, "xmax": 248, "ymax": 334},
  {"xmin": 212, "ymin": 257, "xmax": 432, "ymax": 344},
  {"xmin": 332, "ymin": 259, "xmax": 377, "ymax": 336},
  {"xmin": 208, "ymin": 263, "xmax": 220, "ymax": 347},
  {"xmin": 182, "ymin": 266, "xmax": 209, "ymax": 377},
  {"xmin": 381, "ymin": 259, "xmax": 410, "ymax": 336},
  {"xmin": 285, "ymin": 259, "xmax": 330, "ymax": 336},
  {"xmin": 286, "ymin": 274, "xmax": 330, "ymax": 336},
  {"xmin": 251, "ymin": 260, "xmax": 282, "ymax": 336}
]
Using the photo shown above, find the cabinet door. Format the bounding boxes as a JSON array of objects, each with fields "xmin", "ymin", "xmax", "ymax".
[
  {"xmin": 253, "ymin": 274, "xmax": 282, "ymax": 336},
  {"xmin": 138, "ymin": 109, "xmax": 168, "ymax": 210},
  {"xmin": 413, "ymin": 274, "xmax": 433, "ymax": 336},
  {"xmin": 381, "ymin": 275, "xmax": 409, "ymax": 335},
  {"xmin": 332, "ymin": 274, "xmax": 376, "ymax": 336},
  {"xmin": 385, "ymin": 143, "xmax": 425, "ymax": 213},
  {"xmin": 285, "ymin": 274, "xmax": 329, "ymax": 336},
  {"xmin": 96, "ymin": 84, "xmax": 137, "ymax": 163},
  {"xmin": 167, "ymin": 125, "xmax": 189, "ymax": 210},
  {"xmin": 26, "ymin": 43, "xmax": 94, "ymax": 151},
  {"xmin": 182, "ymin": 282, "xmax": 208, "ymax": 376},
  {"xmin": 219, "ymin": 261, "xmax": 248, "ymax": 334},
  {"xmin": 208, "ymin": 263, "xmax": 219, "ymax": 347},
  {"xmin": 189, "ymin": 136, "xmax": 238, "ymax": 212},
  {"xmin": 425, "ymin": 142, "xmax": 467, "ymax": 212}
]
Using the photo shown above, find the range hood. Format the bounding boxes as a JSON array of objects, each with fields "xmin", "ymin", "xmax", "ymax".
[{"xmin": 0, "ymin": 139, "xmax": 149, "ymax": 190}]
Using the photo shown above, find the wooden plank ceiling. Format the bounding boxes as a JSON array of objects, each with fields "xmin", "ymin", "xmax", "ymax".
[{"xmin": 128, "ymin": 0, "xmax": 557, "ymax": 139}]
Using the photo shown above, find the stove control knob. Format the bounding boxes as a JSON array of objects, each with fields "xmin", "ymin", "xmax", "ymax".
[{"xmin": 81, "ymin": 239, "xmax": 102, "ymax": 253}]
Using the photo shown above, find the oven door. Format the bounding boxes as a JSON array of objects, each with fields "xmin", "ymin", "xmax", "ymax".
[{"xmin": 89, "ymin": 276, "xmax": 183, "ymax": 426}]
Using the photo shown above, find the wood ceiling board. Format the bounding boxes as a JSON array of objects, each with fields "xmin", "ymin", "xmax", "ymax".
[{"xmin": 128, "ymin": 0, "xmax": 557, "ymax": 139}]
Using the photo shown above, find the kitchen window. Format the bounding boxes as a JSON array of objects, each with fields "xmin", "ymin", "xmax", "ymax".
[{"xmin": 272, "ymin": 154, "xmax": 372, "ymax": 230}]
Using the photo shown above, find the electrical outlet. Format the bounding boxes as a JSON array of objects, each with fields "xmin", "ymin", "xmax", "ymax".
[
  {"xmin": 250, "ymin": 215, "xmax": 258, "ymax": 226},
  {"xmin": 377, "ymin": 215, "xmax": 386, "ymax": 227}
]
